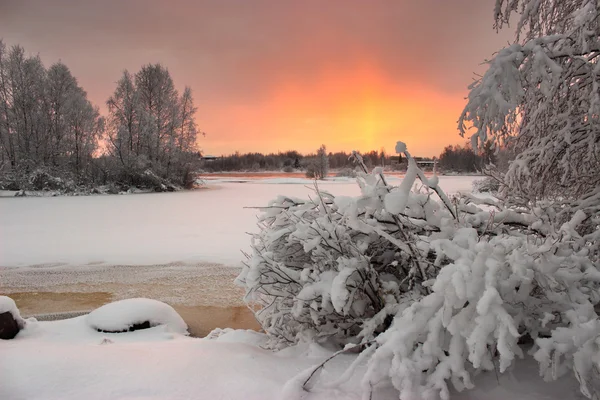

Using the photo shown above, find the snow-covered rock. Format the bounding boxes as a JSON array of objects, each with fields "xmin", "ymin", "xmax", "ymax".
[
  {"xmin": 0, "ymin": 296, "xmax": 26, "ymax": 339},
  {"xmin": 0, "ymin": 296, "xmax": 25, "ymax": 323},
  {"xmin": 86, "ymin": 298, "xmax": 188, "ymax": 335}
]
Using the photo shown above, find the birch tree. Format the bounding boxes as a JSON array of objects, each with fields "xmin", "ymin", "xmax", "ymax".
[
  {"xmin": 459, "ymin": 0, "xmax": 600, "ymax": 200},
  {"xmin": 0, "ymin": 41, "xmax": 103, "ymax": 186},
  {"xmin": 106, "ymin": 64, "xmax": 199, "ymax": 187}
]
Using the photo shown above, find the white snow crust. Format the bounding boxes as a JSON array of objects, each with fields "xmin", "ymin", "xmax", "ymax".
[{"xmin": 0, "ymin": 316, "xmax": 584, "ymax": 400}]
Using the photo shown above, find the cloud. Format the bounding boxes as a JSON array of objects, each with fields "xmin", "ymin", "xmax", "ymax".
[{"xmin": 0, "ymin": 0, "xmax": 512, "ymax": 156}]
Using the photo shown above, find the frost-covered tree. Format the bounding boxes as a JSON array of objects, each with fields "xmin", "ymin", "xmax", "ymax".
[
  {"xmin": 134, "ymin": 64, "xmax": 180, "ymax": 165},
  {"xmin": 305, "ymin": 144, "xmax": 329, "ymax": 179},
  {"xmin": 106, "ymin": 70, "xmax": 140, "ymax": 167},
  {"xmin": 438, "ymin": 143, "xmax": 483, "ymax": 172},
  {"xmin": 459, "ymin": 0, "xmax": 600, "ymax": 200},
  {"xmin": 106, "ymin": 64, "xmax": 199, "ymax": 188},
  {"xmin": 0, "ymin": 41, "xmax": 103, "ymax": 186},
  {"xmin": 46, "ymin": 62, "xmax": 76, "ymax": 164},
  {"xmin": 0, "ymin": 44, "xmax": 47, "ymax": 169},
  {"xmin": 46, "ymin": 62, "xmax": 103, "ymax": 175}
]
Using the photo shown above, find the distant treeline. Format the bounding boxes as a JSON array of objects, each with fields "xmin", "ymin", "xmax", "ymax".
[
  {"xmin": 200, "ymin": 149, "xmax": 406, "ymax": 172},
  {"xmin": 438, "ymin": 142, "xmax": 513, "ymax": 173},
  {"xmin": 202, "ymin": 143, "xmax": 510, "ymax": 174}
]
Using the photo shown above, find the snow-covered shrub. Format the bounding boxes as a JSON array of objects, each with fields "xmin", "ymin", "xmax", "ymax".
[
  {"xmin": 0, "ymin": 172, "xmax": 21, "ymax": 191},
  {"xmin": 335, "ymin": 168, "xmax": 358, "ymax": 178},
  {"xmin": 238, "ymin": 142, "xmax": 600, "ymax": 399},
  {"xmin": 27, "ymin": 169, "xmax": 76, "ymax": 192},
  {"xmin": 472, "ymin": 175, "xmax": 501, "ymax": 194},
  {"xmin": 237, "ymin": 148, "xmax": 450, "ymax": 346}
]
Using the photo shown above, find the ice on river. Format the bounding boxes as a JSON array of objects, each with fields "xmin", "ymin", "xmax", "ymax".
[{"xmin": 0, "ymin": 176, "xmax": 478, "ymax": 268}]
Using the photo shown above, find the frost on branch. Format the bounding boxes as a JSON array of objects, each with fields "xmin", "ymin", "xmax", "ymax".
[
  {"xmin": 459, "ymin": 0, "xmax": 600, "ymax": 200},
  {"xmin": 237, "ymin": 142, "xmax": 600, "ymax": 399}
]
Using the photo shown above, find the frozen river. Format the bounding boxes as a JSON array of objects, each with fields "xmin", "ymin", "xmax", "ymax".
[
  {"xmin": 0, "ymin": 176, "xmax": 479, "ymax": 319},
  {"xmin": 0, "ymin": 176, "xmax": 479, "ymax": 268}
]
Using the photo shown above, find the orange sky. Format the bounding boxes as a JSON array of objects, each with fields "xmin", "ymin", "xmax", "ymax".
[
  {"xmin": 204, "ymin": 63, "xmax": 469, "ymax": 156},
  {"xmin": 0, "ymin": 0, "xmax": 513, "ymax": 157}
]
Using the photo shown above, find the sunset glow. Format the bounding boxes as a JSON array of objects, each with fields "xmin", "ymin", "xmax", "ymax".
[
  {"xmin": 0, "ymin": 0, "xmax": 512, "ymax": 157},
  {"xmin": 202, "ymin": 63, "xmax": 471, "ymax": 156}
]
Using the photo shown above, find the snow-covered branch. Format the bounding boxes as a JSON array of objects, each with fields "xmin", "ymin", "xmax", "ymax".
[
  {"xmin": 460, "ymin": 0, "xmax": 600, "ymax": 199},
  {"xmin": 237, "ymin": 140, "xmax": 600, "ymax": 398}
]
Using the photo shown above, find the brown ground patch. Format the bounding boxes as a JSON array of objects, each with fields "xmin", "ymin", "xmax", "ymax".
[
  {"xmin": 174, "ymin": 305, "xmax": 260, "ymax": 337},
  {"xmin": 9, "ymin": 291, "xmax": 113, "ymax": 315},
  {"xmin": 7, "ymin": 291, "xmax": 260, "ymax": 337}
]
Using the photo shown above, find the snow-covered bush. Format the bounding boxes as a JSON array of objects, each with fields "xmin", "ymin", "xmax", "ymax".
[
  {"xmin": 28, "ymin": 169, "xmax": 76, "ymax": 192},
  {"xmin": 238, "ymin": 142, "xmax": 600, "ymax": 399},
  {"xmin": 237, "ymin": 149, "xmax": 448, "ymax": 346},
  {"xmin": 472, "ymin": 175, "xmax": 501, "ymax": 194},
  {"xmin": 335, "ymin": 167, "xmax": 358, "ymax": 178}
]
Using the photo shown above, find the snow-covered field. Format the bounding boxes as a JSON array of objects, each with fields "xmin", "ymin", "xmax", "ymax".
[
  {"xmin": 0, "ymin": 175, "xmax": 586, "ymax": 400},
  {"xmin": 0, "ymin": 176, "xmax": 477, "ymax": 268},
  {"xmin": 2, "ymin": 312, "xmax": 582, "ymax": 400}
]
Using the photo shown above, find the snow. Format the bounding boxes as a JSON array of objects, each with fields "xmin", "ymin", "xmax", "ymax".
[
  {"xmin": 0, "ymin": 295, "xmax": 25, "ymax": 328},
  {"xmin": 209, "ymin": 327, "xmax": 270, "ymax": 347},
  {"xmin": 8, "ymin": 175, "xmax": 577, "ymax": 400},
  {"xmin": 2, "ymin": 316, "xmax": 395, "ymax": 400},
  {"xmin": 86, "ymin": 298, "xmax": 188, "ymax": 334},
  {"xmin": 395, "ymin": 141, "xmax": 407, "ymax": 153},
  {"xmin": 384, "ymin": 158, "xmax": 418, "ymax": 215},
  {"xmin": 204, "ymin": 176, "xmax": 356, "ymax": 184},
  {"xmin": 0, "ymin": 177, "xmax": 478, "ymax": 268},
  {"xmin": 0, "ymin": 315, "xmax": 584, "ymax": 400}
]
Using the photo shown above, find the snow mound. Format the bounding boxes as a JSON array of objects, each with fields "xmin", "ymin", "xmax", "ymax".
[
  {"xmin": 0, "ymin": 295, "xmax": 26, "ymax": 328},
  {"xmin": 86, "ymin": 298, "xmax": 188, "ymax": 335}
]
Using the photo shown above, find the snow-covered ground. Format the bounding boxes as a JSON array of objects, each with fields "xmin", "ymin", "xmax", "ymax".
[
  {"xmin": 0, "ymin": 176, "xmax": 587, "ymax": 400},
  {"xmin": 1, "ymin": 312, "xmax": 583, "ymax": 400},
  {"xmin": 0, "ymin": 176, "xmax": 477, "ymax": 268}
]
